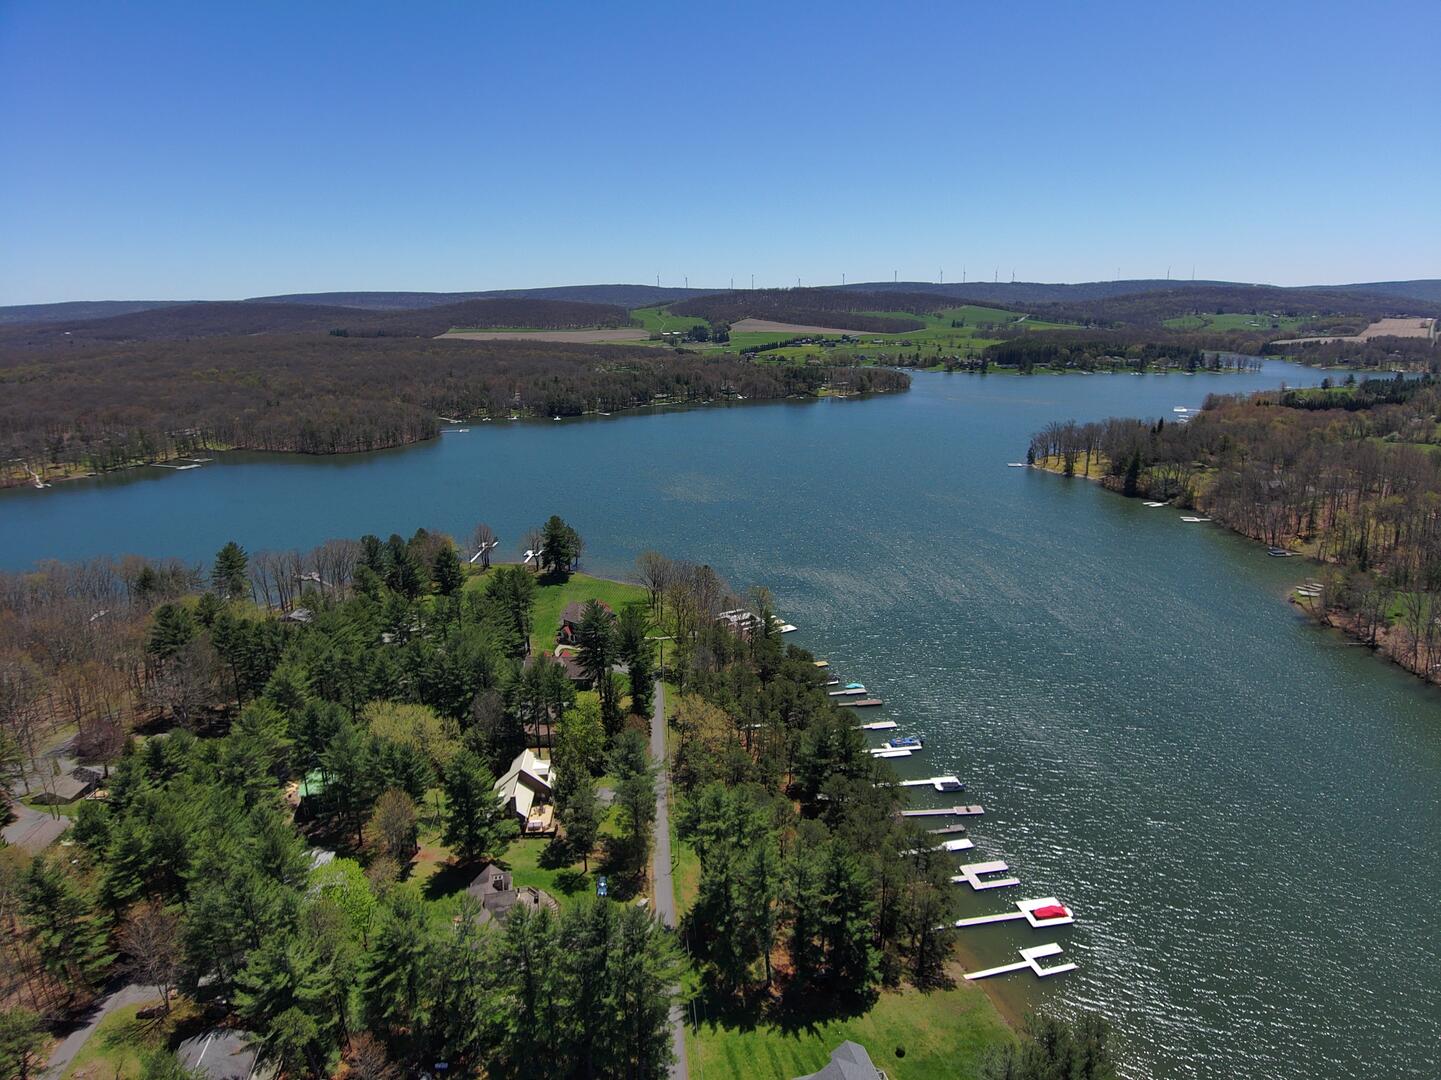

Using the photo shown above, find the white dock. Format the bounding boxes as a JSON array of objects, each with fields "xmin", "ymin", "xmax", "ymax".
[
  {"xmin": 829, "ymin": 688, "xmax": 866, "ymax": 696},
  {"xmin": 857, "ymin": 720, "xmax": 898, "ymax": 731},
  {"xmin": 1180, "ymin": 516, "xmax": 1211, "ymax": 523},
  {"xmin": 1006, "ymin": 462, "xmax": 1029, "ymax": 468},
  {"xmin": 963, "ymin": 942, "xmax": 1076, "ymax": 981},
  {"xmin": 898, "ymin": 775, "xmax": 964, "ymax": 792},
  {"xmin": 813, "ymin": 660, "xmax": 829, "ymax": 668},
  {"xmin": 952, "ymin": 861, "xmax": 1021, "ymax": 891},
  {"xmin": 954, "ymin": 897, "xmax": 1073, "ymax": 929},
  {"xmin": 898, "ymin": 805, "xmax": 984, "ymax": 818},
  {"xmin": 870, "ymin": 748, "xmax": 913, "ymax": 759},
  {"xmin": 900, "ymin": 837, "xmax": 973, "ymax": 856},
  {"xmin": 1143, "ymin": 500, "xmax": 1168, "ymax": 507}
]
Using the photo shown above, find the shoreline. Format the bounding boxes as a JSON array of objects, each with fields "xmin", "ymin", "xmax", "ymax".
[
  {"xmin": 1029, "ymin": 458, "xmax": 1441, "ymax": 693},
  {"xmin": 0, "ymin": 386, "xmax": 904, "ymax": 494}
]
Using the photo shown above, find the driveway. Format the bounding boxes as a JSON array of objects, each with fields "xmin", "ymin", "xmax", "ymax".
[
  {"xmin": 42, "ymin": 983, "xmax": 161, "ymax": 1079},
  {"xmin": 1, "ymin": 798, "xmax": 71, "ymax": 851},
  {"xmin": 648, "ymin": 681, "xmax": 688, "ymax": 1080}
]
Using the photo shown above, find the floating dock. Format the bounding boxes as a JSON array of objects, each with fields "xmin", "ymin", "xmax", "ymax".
[
  {"xmin": 1143, "ymin": 500, "xmax": 1168, "ymax": 508},
  {"xmin": 899, "ymin": 805, "xmax": 984, "ymax": 818},
  {"xmin": 899, "ymin": 775, "xmax": 964, "ymax": 792},
  {"xmin": 1180, "ymin": 516, "xmax": 1211, "ymax": 523},
  {"xmin": 836, "ymin": 698, "xmax": 883, "ymax": 707},
  {"xmin": 857, "ymin": 719, "xmax": 898, "ymax": 731},
  {"xmin": 829, "ymin": 688, "xmax": 866, "ymax": 696},
  {"xmin": 870, "ymin": 747, "xmax": 913, "ymax": 759},
  {"xmin": 813, "ymin": 660, "xmax": 829, "ymax": 668},
  {"xmin": 927, "ymin": 823, "xmax": 967, "ymax": 836},
  {"xmin": 954, "ymin": 897, "xmax": 1074, "ymax": 929},
  {"xmin": 952, "ymin": 861, "xmax": 1021, "ymax": 891},
  {"xmin": 963, "ymin": 943, "xmax": 1076, "ymax": 981}
]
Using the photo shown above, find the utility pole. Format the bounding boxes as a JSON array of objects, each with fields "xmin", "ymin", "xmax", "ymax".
[
  {"xmin": 894, "ymin": 270, "xmax": 897, "ymax": 283},
  {"xmin": 751, "ymin": 274, "xmax": 754, "ymax": 290}
]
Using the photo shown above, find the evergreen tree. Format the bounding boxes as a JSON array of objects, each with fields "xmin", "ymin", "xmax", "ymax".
[
  {"xmin": 361, "ymin": 887, "xmax": 433, "ymax": 1042},
  {"xmin": 0, "ymin": 1008, "xmax": 47, "ymax": 1080},
  {"xmin": 212, "ymin": 541, "xmax": 249, "ymax": 600},
  {"xmin": 484, "ymin": 905, "xmax": 564, "ymax": 1078},
  {"xmin": 538, "ymin": 515, "xmax": 581, "ymax": 576},
  {"xmin": 321, "ymin": 721, "xmax": 378, "ymax": 846},
  {"xmin": 19, "ymin": 856, "xmax": 113, "ymax": 996},
  {"xmin": 432, "ymin": 544, "xmax": 464, "ymax": 596},
  {"xmin": 428, "ymin": 897, "xmax": 491, "ymax": 1067},
  {"xmin": 981, "ymin": 1011, "xmax": 1118, "ymax": 1080},
  {"xmin": 558, "ymin": 772, "xmax": 600, "ymax": 871},
  {"xmin": 442, "ymin": 749, "xmax": 516, "ymax": 864},
  {"xmin": 575, "ymin": 601, "xmax": 619, "ymax": 730},
  {"xmin": 611, "ymin": 730, "xmax": 656, "ymax": 869},
  {"xmin": 235, "ymin": 928, "xmax": 339, "ymax": 1079},
  {"xmin": 617, "ymin": 601, "xmax": 655, "ymax": 716},
  {"xmin": 817, "ymin": 841, "xmax": 878, "ymax": 996},
  {"xmin": 147, "ymin": 604, "xmax": 195, "ymax": 661}
]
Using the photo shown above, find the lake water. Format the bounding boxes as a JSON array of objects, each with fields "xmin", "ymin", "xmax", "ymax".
[{"xmin": 3, "ymin": 364, "xmax": 1438, "ymax": 1080}]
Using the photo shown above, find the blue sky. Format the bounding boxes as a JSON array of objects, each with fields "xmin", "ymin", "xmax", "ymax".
[{"xmin": 2, "ymin": 0, "xmax": 1437, "ymax": 304}]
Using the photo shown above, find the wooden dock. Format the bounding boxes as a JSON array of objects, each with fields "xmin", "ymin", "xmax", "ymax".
[
  {"xmin": 898, "ymin": 805, "xmax": 984, "ymax": 818},
  {"xmin": 836, "ymin": 698, "xmax": 882, "ymax": 707},
  {"xmin": 926, "ymin": 823, "xmax": 967, "ymax": 835}
]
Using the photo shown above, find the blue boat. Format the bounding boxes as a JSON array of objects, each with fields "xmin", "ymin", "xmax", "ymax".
[{"xmin": 884, "ymin": 735, "xmax": 924, "ymax": 750}]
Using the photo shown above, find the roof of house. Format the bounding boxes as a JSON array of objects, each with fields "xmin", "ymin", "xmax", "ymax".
[
  {"xmin": 176, "ymin": 1028, "xmax": 267, "ymax": 1080},
  {"xmin": 494, "ymin": 749, "xmax": 554, "ymax": 819},
  {"xmin": 796, "ymin": 1041, "xmax": 883, "ymax": 1080},
  {"xmin": 561, "ymin": 599, "xmax": 613, "ymax": 626},
  {"xmin": 465, "ymin": 861, "xmax": 559, "ymax": 923},
  {"xmin": 35, "ymin": 769, "xmax": 99, "ymax": 803}
]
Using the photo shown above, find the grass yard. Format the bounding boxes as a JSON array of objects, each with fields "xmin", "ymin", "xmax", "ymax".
[
  {"xmin": 521, "ymin": 571, "xmax": 649, "ymax": 655},
  {"xmin": 631, "ymin": 305, "xmax": 708, "ymax": 335},
  {"xmin": 685, "ymin": 975, "xmax": 1014, "ymax": 1080},
  {"xmin": 62, "ymin": 998, "xmax": 198, "ymax": 1080}
]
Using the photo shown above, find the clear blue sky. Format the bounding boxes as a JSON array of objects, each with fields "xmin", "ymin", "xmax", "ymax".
[{"xmin": 2, "ymin": 0, "xmax": 1437, "ymax": 304}]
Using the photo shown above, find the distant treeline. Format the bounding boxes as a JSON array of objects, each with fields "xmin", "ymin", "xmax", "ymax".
[
  {"xmin": 1015, "ymin": 285, "xmax": 1438, "ymax": 329},
  {"xmin": 0, "ymin": 297, "xmax": 634, "ymax": 346},
  {"xmin": 1264, "ymin": 335, "xmax": 1439, "ymax": 371},
  {"xmin": 0, "ymin": 335, "xmax": 909, "ymax": 485},
  {"xmin": 670, "ymin": 288, "xmax": 940, "ymax": 333},
  {"xmin": 1029, "ymin": 374, "xmax": 1441, "ymax": 685},
  {"xmin": 981, "ymin": 332, "xmax": 1262, "ymax": 373}
]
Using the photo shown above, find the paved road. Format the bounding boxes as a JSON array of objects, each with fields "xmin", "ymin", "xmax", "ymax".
[
  {"xmin": 649, "ymin": 681, "xmax": 689, "ymax": 1080},
  {"xmin": 42, "ymin": 983, "xmax": 161, "ymax": 1079},
  {"xmin": 2, "ymin": 798, "xmax": 71, "ymax": 852}
]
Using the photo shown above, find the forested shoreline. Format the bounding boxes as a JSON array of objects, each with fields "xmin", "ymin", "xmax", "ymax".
[
  {"xmin": 1028, "ymin": 374, "xmax": 1441, "ymax": 686},
  {"xmin": 0, "ymin": 336, "xmax": 908, "ymax": 489},
  {"xmin": 0, "ymin": 525, "xmax": 1115, "ymax": 1078}
]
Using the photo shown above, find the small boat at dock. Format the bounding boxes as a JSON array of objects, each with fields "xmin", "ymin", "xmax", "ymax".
[{"xmin": 884, "ymin": 734, "xmax": 923, "ymax": 750}]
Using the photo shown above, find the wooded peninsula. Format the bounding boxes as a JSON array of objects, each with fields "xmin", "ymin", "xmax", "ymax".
[{"xmin": 1029, "ymin": 374, "xmax": 1441, "ymax": 685}]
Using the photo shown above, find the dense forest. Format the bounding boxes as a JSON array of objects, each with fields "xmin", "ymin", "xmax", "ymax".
[
  {"xmin": 669, "ymin": 288, "xmax": 943, "ymax": 333},
  {"xmin": 1264, "ymin": 335, "xmax": 1439, "ymax": 371},
  {"xmin": 979, "ymin": 332, "xmax": 1263, "ymax": 374},
  {"xmin": 1013, "ymin": 284, "xmax": 1438, "ymax": 329},
  {"xmin": 0, "ymin": 335, "xmax": 908, "ymax": 487},
  {"xmin": 0, "ymin": 297, "xmax": 635, "ymax": 346},
  {"xmin": 1028, "ymin": 375, "xmax": 1441, "ymax": 684}
]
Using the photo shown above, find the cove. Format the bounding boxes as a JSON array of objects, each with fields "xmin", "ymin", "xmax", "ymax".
[{"xmin": 2, "ymin": 363, "xmax": 1438, "ymax": 1080}]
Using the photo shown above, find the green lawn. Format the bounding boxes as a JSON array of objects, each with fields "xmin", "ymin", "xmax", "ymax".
[
  {"xmin": 62, "ymin": 998, "xmax": 194, "ymax": 1079},
  {"xmin": 518, "ymin": 571, "xmax": 649, "ymax": 655},
  {"xmin": 1162, "ymin": 312, "xmax": 1314, "ymax": 332},
  {"xmin": 631, "ymin": 306, "xmax": 708, "ymax": 335},
  {"xmin": 686, "ymin": 978, "xmax": 1014, "ymax": 1080}
]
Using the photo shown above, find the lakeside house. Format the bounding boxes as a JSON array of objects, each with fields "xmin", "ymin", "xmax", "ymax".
[
  {"xmin": 795, "ymin": 1041, "xmax": 887, "ymax": 1080},
  {"xmin": 465, "ymin": 861, "xmax": 560, "ymax": 925},
  {"xmin": 493, "ymin": 748, "xmax": 556, "ymax": 834},
  {"xmin": 559, "ymin": 599, "xmax": 612, "ymax": 643}
]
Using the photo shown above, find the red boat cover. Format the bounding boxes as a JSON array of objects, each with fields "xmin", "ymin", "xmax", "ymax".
[{"xmin": 1033, "ymin": 904, "xmax": 1068, "ymax": 920}]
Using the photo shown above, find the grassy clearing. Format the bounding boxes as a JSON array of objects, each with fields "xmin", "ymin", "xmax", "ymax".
[
  {"xmin": 631, "ymin": 306, "xmax": 708, "ymax": 335},
  {"xmin": 1163, "ymin": 312, "xmax": 1315, "ymax": 332},
  {"xmin": 62, "ymin": 998, "xmax": 198, "ymax": 1080},
  {"xmin": 462, "ymin": 569, "xmax": 647, "ymax": 656},
  {"xmin": 685, "ymin": 975, "xmax": 1014, "ymax": 1080}
]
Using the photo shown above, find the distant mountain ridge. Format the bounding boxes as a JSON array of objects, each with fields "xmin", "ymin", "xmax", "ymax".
[{"xmin": 3, "ymin": 279, "xmax": 1437, "ymax": 328}]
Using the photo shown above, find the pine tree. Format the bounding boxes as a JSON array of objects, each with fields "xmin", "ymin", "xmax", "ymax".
[
  {"xmin": 432, "ymin": 545, "xmax": 464, "ymax": 596},
  {"xmin": 19, "ymin": 856, "xmax": 114, "ymax": 996},
  {"xmin": 211, "ymin": 541, "xmax": 249, "ymax": 600},
  {"xmin": 442, "ymin": 749, "xmax": 516, "ymax": 864},
  {"xmin": 575, "ymin": 601, "xmax": 619, "ymax": 730},
  {"xmin": 0, "ymin": 1008, "xmax": 47, "ymax": 1080},
  {"xmin": 558, "ymin": 773, "xmax": 600, "ymax": 871},
  {"xmin": 361, "ymin": 887, "xmax": 433, "ymax": 1042},
  {"xmin": 147, "ymin": 604, "xmax": 195, "ymax": 661},
  {"xmin": 234, "ymin": 928, "xmax": 339, "ymax": 1078}
]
